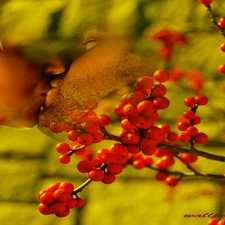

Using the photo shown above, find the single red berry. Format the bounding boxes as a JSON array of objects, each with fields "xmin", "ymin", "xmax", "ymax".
[
  {"xmin": 155, "ymin": 172, "xmax": 167, "ymax": 181},
  {"xmin": 186, "ymin": 126, "xmax": 199, "ymax": 136},
  {"xmin": 218, "ymin": 17, "xmax": 225, "ymax": 29},
  {"xmin": 84, "ymin": 123, "xmax": 100, "ymax": 134},
  {"xmin": 47, "ymin": 182, "xmax": 61, "ymax": 193},
  {"xmin": 97, "ymin": 114, "xmax": 111, "ymax": 126},
  {"xmin": 88, "ymin": 168, "xmax": 104, "ymax": 181},
  {"xmin": 158, "ymin": 123, "xmax": 170, "ymax": 133},
  {"xmin": 107, "ymin": 163, "xmax": 123, "ymax": 175},
  {"xmin": 145, "ymin": 126, "xmax": 164, "ymax": 142},
  {"xmin": 123, "ymin": 103, "xmax": 140, "ymax": 118},
  {"xmin": 92, "ymin": 132, "xmax": 104, "ymax": 143},
  {"xmin": 193, "ymin": 132, "xmax": 208, "ymax": 144},
  {"xmin": 195, "ymin": 95, "xmax": 208, "ymax": 105},
  {"xmin": 166, "ymin": 176, "xmax": 178, "ymax": 186},
  {"xmin": 67, "ymin": 130, "xmax": 79, "ymax": 141},
  {"xmin": 58, "ymin": 155, "xmax": 71, "ymax": 164},
  {"xmin": 91, "ymin": 158, "xmax": 103, "ymax": 168},
  {"xmin": 53, "ymin": 189, "xmax": 71, "ymax": 202},
  {"xmin": 153, "ymin": 69, "xmax": 170, "ymax": 83},
  {"xmin": 183, "ymin": 110, "xmax": 195, "ymax": 120},
  {"xmin": 120, "ymin": 118, "xmax": 136, "ymax": 131},
  {"xmin": 101, "ymin": 172, "xmax": 116, "ymax": 184},
  {"xmin": 133, "ymin": 159, "xmax": 146, "ymax": 169},
  {"xmin": 65, "ymin": 198, "xmax": 78, "ymax": 209},
  {"xmin": 56, "ymin": 142, "xmax": 70, "ymax": 154},
  {"xmin": 77, "ymin": 133, "xmax": 94, "ymax": 145},
  {"xmin": 142, "ymin": 156, "xmax": 154, "ymax": 166},
  {"xmin": 161, "ymin": 155, "xmax": 175, "ymax": 167},
  {"xmin": 142, "ymin": 147, "xmax": 157, "ymax": 155},
  {"xmin": 77, "ymin": 160, "xmax": 93, "ymax": 173},
  {"xmin": 137, "ymin": 100, "xmax": 155, "ymax": 115},
  {"xmin": 198, "ymin": 0, "xmax": 213, "ymax": 4},
  {"xmin": 179, "ymin": 153, "xmax": 197, "ymax": 164},
  {"xmin": 134, "ymin": 76, "xmax": 154, "ymax": 92},
  {"xmin": 184, "ymin": 96, "xmax": 196, "ymax": 107},
  {"xmin": 114, "ymin": 103, "xmax": 125, "ymax": 117},
  {"xmin": 38, "ymin": 203, "xmax": 52, "ymax": 215},
  {"xmin": 76, "ymin": 198, "xmax": 86, "ymax": 208},
  {"xmin": 192, "ymin": 115, "xmax": 201, "ymax": 125},
  {"xmin": 151, "ymin": 84, "xmax": 167, "ymax": 97},
  {"xmin": 167, "ymin": 132, "xmax": 178, "ymax": 142},
  {"xmin": 177, "ymin": 132, "xmax": 191, "ymax": 142},
  {"xmin": 40, "ymin": 191, "xmax": 55, "ymax": 205},
  {"xmin": 219, "ymin": 64, "xmax": 225, "ymax": 74},
  {"xmin": 153, "ymin": 96, "xmax": 170, "ymax": 109},
  {"xmin": 127, "ymin": 144, "xmax": 141, "ymax": 154},
  {"xmin": 220, "ymin": 43, "xmax": 225, "ymax": 52},
  {"xmin": 177, "ymin": 120, "xmax": 190, "ymax": 131},
  {"xmin": 50, "ymin": 202, "xmax": 66, "ymax": 214},
  {"xmin": 140, "ymin": 137, "xmax": 157, "ymax": 149},
  {"xmin": 55, "ymin": 208, "xmax": 70, "ymax": 218},
  {"xmin": 121, "ymin": 131, "xmax": 140, "ymax": 144},
  {"xmin": 59, "ymin": 182, "xmax": 74, "ymax": 194},
  {"xmin": 109, "ymin": 143, "xmax": 127, "ymax": 155}
]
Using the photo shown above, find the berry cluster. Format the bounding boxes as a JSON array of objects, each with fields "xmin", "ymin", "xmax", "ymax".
[
  {"xmin": 38, "ymin": 70, "xmax": 213, "ymax": 219},
  {"xmin": 177, "ymin": 95, "xmax": 208, "ymax": 144},
  {"xmin": 38, "ymin": 182, "xmax": 85, "ymax": 217}
]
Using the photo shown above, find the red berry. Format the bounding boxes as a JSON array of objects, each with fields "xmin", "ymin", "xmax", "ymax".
[
  {"xmin": 186, "ymin": 126, "xmax": 199, "ymax": 136},
  {"xmin": 121, "ymin": 131, "xmax": 140, "ymax": 144},
  {"xmin": 76, "ymin": 198, "xmax": 86, "ymax": 208},
  {"xmin": 153, "ymin": 69, "xmax": 170, "ymax": 83},
  {"xmin": 195, "ymin": 95, "xmax": 208, "ymax": 105},
  {"xmin": 143, "ymin": 156, "xmax": 154, "ymax": 166},
  {"xmin": 198, "ymin": 0, "xmax": 213, "ymax": 4},
  {"xmin": 127, "ymin": 144, "xmax": 141, "ymax": 154},
  {"xmin": 142, "ymin": 147, "xmax": 157, "ymax": 155},
  {"xmin": 219, "ymin": 64, "xmax": 225, "ymax": 74},
  {"xmin": 140, "ymin": 137, "xmax": 157, "ymax": 149},
  {"xmin": 92, "ymin": 132, "xmax": 104, "ymax": 143},
  {"xmin": 88, "ymin": 169, "xmax": 104, "ymax": 181},
  {"xmin": 56, "ymin": 142, "xmax": 70, "ymax": 154},
  {"xmin": 193, "ymin": 132, "xmax": 208, "ymax": 144},
  {"xmin": 65, "ymin": 198, "xmax": 78, "ymax": 209},
  {"xmin": 137, "ymin": 100, "xmax": 155, "ymax": 115},
  {"xmin": 158, "ymin": 123, "xmax": 170, "ymax": 133},
  {"xmin": 67, "ymin": 130, "xmax": 79, "ymax": 141},
  {"xmin": 59, "ymin": 155, "xmax": 71, "ymax": 164},
  {"xmin": 177, "ymin": 120, "xmax": 190, "ymax": 131},
  {"xmin": 207, "ymin": 219, "xmax": 219, "ymax": 225},
  {"xmin": 220, "ymin": 43, "xmax": 225, "ymax": 52},
  {"xmin": 38, "ymin": 203, "xmax": 52, "ymax": 215},
  {"xmin": 123, "ymin": 103, "xmax": 140, "ymax": 118},
  {"xmin": 101, "ymin": 172, "xmax": 116, "ymax": 184},
  {"xmin": 156, "ymin": 172, "xmax": 167, "ymax": 181},
  {"xmin": 134, "ymin": 76, "xmax": 154, "ymax": 92},
  {"xmin": 133, "ymin": 159, "xmax": 146, "ymax": 169},
  {"xmin": 183, "ymin": 110, "xmax": 195, "ymax": 120},
  {"xmin": 218, "ymin": 219, "xmax": 225, "ymax": 225},
  {"xmin": 184, "ymin": 96, "xmax": 196, "ymax": 107},
  {"xmin": 167, "ymin": 132, "xmax": 178, "ymax": 142},
  {"xmin": 109, "ymin": 143, "xmax": 127, "ymax": 155},
  {"xmin": 97, "ymin": 115, "xmax": 111, "ymax": 126},
  {"xmin": 50, "ymin": 202, "xmax": 66, "ymax": 214},
  {"xmin": 177, "ymin": 132, "xmax": 191, "ymax": 142},
  {"xmin": 55, "ymin": 208, "xmax": 70, "ymax": 217},
  {"xmin": 151, "ymin": 84, "xmax": 167, "ymax": 97},
  {"xmin": 153, "ymin": 96, "xmax": 170, "ymax": 109},
  {"xmin": 146, "ymin": 126, "xmax": 164, "ymax": 142},
  {"xmin": 120, "ymin": 118, "xmax": 136, "ymax": 130},
  {"xmin": 77, "ymin": 160, "xmax": 93, "ymax": 173},
  {"xmin": 84, "ymin": 123, "xmax": 100, "ymax": 134},
  {"xmin": 77, "ymin": 133, "xmax": 94, "ymax": 145},
  {"xmin": 166, "ymin": 176, "xmax": 178, "ymax": 186},
  {"xmin": 179, "ymin": 153, "xmax": 198, "ymax": 164},
  {"xmin": 161, "ymin": 155, "xmax": 175, "ymax": 167},
  {"xmin": 53, "ymin": 189, "xmax": 71, "ymax": 202},
  {"xmin": 218, "ymin": 17, "xmax": 225, "ymax": 29},
  {"xmin": 192, "ymin": 115, "xmax": 201, "ymax": 125},
  {"xmin": 40, "ymin": 192, "xmax": 55, "ymax": 205},
  {"xmin": 59, "ymin": 182, "xmax": 74, "ymax": 194},
  {"xmin": 47, "ymin": 182, "xmax": 61, "ymax": 193},
  {"xmin": 107, "ymin": 163, "xmax": 123, "ymax": 175}
]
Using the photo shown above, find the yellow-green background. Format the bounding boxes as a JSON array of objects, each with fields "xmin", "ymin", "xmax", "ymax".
[{"xmin": 1, "ymin": 0, "xmax": 225, "ymax": 225}]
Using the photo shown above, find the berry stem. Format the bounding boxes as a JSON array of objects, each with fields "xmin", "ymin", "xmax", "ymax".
[
  {"xmin": 156, "ymin": 143, "xmax": 225, "ymax": 162},
  {"xmin": 205, "ymin": 4, "xmax": 225, "ymax": 37}
]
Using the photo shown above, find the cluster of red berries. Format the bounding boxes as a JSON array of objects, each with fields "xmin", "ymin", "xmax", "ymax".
[
  {"xmin": 218, "ymin": 16, "xmax": 225, "ymax": 74},
  {"xmin": 149, "ymin": 28, "xmax": 188, "ymax": 59},
  {"xmin": 114, "ymin": 70, "xmax": 170, "ymax": 155},
  {"xmin": 176, "ymin": 95, "xmax": 208, "ymax": 144},
  {"xmin": 38, "ymin": 69, "xmax": 212, "ymax": 218},
  {"xmin": 38, "ymin": 182, "xmax": 85, "ymax": 217},
  {"xmin": 208, "ymin": 218, "xmax": 225, "ymax": 225}
]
